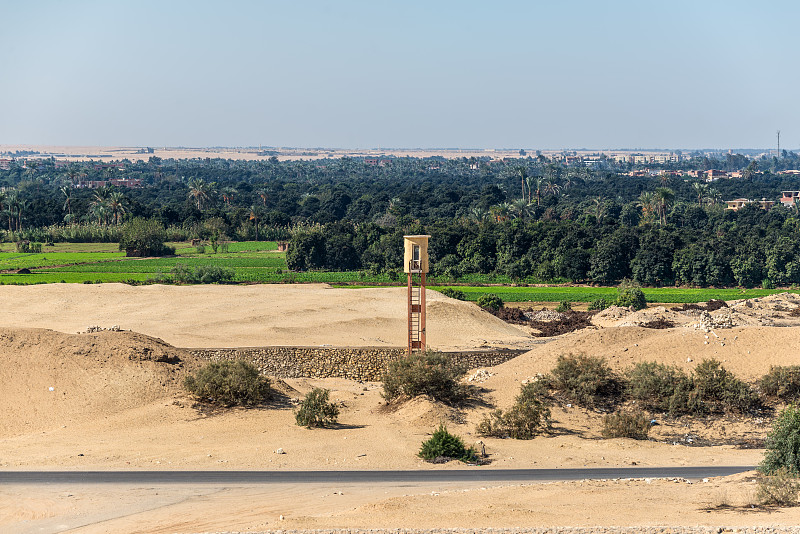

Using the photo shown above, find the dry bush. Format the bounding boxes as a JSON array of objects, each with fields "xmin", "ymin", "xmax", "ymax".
[
  {"xmin": 382, "ymin": 351, "xmax": 468, "ymax": 406},
  {"xmin": 295, "ymin": 388, "xmax": 339, "ymax": 428},
  {"xmin": 760, "ymin": 365, "xmax": 800, "ymax": 402},
  {"xmin": 476, "ymin": 382, "xmax": 551, "ymax": 439},
  {"xmin": 184, "ymin": 360, "xmax": 271, "ymax": 407},
  {"xmin": 757, "ymin": 467, "xmax": 800, "ymax": 506},
  {"xmin": 601, "ymin": 411, "xmax": 650, "ymax": 440},
  {"xmin": 550, "ymin": 353, "xmax": 619, "ymax": 407}
]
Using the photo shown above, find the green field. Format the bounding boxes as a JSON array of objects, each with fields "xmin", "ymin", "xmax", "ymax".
[{"xmin": 1, "ymin": 240, "xmax": 798, "ymax": 303}]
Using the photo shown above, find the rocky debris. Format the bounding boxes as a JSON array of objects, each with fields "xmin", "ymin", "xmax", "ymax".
[
  {"xmin": 527, "ymin": 309, "xmax": 566, "ymax": 322},
  {"xmin": 83, "ymin": 325, "xmax": 121, "ymax": 333},
  {"xmin": 466, "ymin": 368, "xmax": 495, "ymax": 382}
]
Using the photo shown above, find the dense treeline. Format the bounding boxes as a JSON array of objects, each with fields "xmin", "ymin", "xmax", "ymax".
[{"xmin": 1, "ymin": 153, "xmax": 800, "ymax": 287}]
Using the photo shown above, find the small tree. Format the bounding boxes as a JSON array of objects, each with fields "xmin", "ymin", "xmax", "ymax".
[
  {"xmin": 615, "ymin": 280, "xmax": 646, "ymax": 310},
  {"xmin": 418, "ymin": 424, "xmax": 477, "ymax": 463},
  {"xmin": 476, "ymin": 293, "xmax": 504, "ymax": 311},
  {"xmin": 295, "ymin": 388, "xmax": 340, "ymax": 428},
  {"xmin": 761, "ymin": 405, "xmax": 800, "ymax": 476},
  {"xmin": 119, "ymin": 217, "xmax": 174, "ymax": 257}
]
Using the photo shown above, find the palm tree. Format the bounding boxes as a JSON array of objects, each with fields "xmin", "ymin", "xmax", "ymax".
[
  {"xmin": 256, "ymin": 189, "xmax": 269, "ymax": 206},
  {"xmin": 691, "ymin": 182, "xmax": 709, "ymax": 206},
  {"xmin": 107, "ymin": 191, "xmax": 127, "ymax": 225},
  {"xmin": 221, "ymin": 186, "xmax": 236, "ymax": 207},
  {"xmin": 637, "ymin": 191, "xmax": 656, "ymax": 223},
  {"xmin": 543, "ymin": 179, "xmax": 562, "ymax": 197},
  {"xmin": 188, "ymin": 178, "xmax": 215, "ymax": 211},
  {"xmin": 248, "ymin": 205, "xmax": 262, "ymax": 241},
  {"xmin": 60, "ymin": 186, "xmax": 73, "ymax": 217},
  {"xmin": 654, "ymin": 187, "xmax": 675, "ymax": 225},
  {"xmin": 489, "ymin": 202, "xmax": 511, "ymax": 222},
  {"xmin": 513, "ymin": 166, "xmax": 527, "ymax": 201},
  {"xmin": 510, "ymin": 198, "xmax": 532, "ymax": 220},
  {"xmin": 469, "ymin": 206, "xmax": 491, "ymax": 225},
  {"xmin": 4, "ymin": 191, "xmax": 17, "ymax": 231}
]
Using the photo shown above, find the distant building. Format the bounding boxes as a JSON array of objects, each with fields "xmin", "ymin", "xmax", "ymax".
[
  {"xmin": 705, "ymin": 169, "xmax": 729, "ymax": 182},
  {"xmin": 726, "ymin": 198, "xmax": 774, "ymax": 211},
  {"xmin": 780, "ymin": 191, "xmax": 800, "ymax": 208}
]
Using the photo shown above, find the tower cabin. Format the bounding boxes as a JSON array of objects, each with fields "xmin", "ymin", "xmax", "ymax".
[{"xmin": 403, "ymin": 235, "xmax": 430, "ymax": 354}]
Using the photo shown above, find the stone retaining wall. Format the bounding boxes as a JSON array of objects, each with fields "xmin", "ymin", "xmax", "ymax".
[{"xmin": 187, "ymin": 347, "xmax": 525, "ymax": 382}]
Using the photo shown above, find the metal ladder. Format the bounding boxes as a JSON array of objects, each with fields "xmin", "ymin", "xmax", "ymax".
[{"xmin": 408, "ymin": 283, "xmax": 422, "ymax": 351}]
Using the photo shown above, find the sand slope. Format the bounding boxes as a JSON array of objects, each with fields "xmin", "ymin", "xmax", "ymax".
[
  {"xmin": 0, "ymin": 284, "xmax": 532, "ymax": 349},
  {"xmin": 0, "ymin": 328, "xmax": 197, "ymax": 438}
]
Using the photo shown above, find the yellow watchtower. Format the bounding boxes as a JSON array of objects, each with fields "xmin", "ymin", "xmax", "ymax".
[{"xmin": 403, "ymin": 235, "xmax": 430, "ymax": 353}]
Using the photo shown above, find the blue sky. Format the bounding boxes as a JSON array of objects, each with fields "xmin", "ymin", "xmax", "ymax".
[{"xmin": 1, "ymin": 1, "xmax": 797, "ymax": 150}]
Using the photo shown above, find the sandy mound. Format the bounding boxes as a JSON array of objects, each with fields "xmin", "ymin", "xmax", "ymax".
[
  {"xmin": 384, "ymin": 396, "xmax": 463, "ymax": 428},
  {"xmin": 0, "ymin": 284, "xmax": 533, "ymax": 350},
  {"xmin": 0, "ymin": 327, "xmax": 197, "ymax": 437}
]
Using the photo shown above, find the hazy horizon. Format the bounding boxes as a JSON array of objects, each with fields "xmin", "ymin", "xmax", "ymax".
[{"xmin": 2, "ymin": 1, "xmax": 797, "ymax": 150}]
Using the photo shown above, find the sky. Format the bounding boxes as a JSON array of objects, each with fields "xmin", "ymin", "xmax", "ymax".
[{"xmin": 0, "ymin": 0, "xmax": 798, "ymax": 150}]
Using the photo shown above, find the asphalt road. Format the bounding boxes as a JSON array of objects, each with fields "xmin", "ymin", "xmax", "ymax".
[{"xmin": 0, "ymin": 466, "xmax": 755, "ymax": 485}]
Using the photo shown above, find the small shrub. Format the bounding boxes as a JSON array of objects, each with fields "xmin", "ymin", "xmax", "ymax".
[
  {"xmin": 757, "ymin": 467, "xmax": 800, "ymax": 506},
  {"xmin": 762, "ymin": 278, "xmax": 775, "ymax": 290},
  {"xmin": 418, "ymin": 424, "xmax": 477, "ymax": 463},
  {"xmin": 295, "ymin": 388, "xmax": 339, "ymax": 428},
  {"xmin": 550, "ymin": 353, "xmax": 618, "ymax": 407},
  {"xmin": 602, "ymin": 411, "xmax": 650, "ymax": 440},
  {"xmin": 555, "ymin": 300, "xmax": 572, "ymax": 313},
  {"xmin": 476, "ymin": 382, "xmax": 551, "ymax": 439},
  {"xmin": 382, "ymin": 351, "xmax": 468, "ymax": 405},
  {"xmin": 440, "ymin": 288, "xmax": 466, "ymax": 301},
  {"xmin": 195, "ymin": 244, "xmax": 206, "ymax": 254},
  {"xmin": 616, "ymin": 284, "xmax": 646, "ymax": 310},
  {"xmin": 476, "ymin": 293, "xmax": 504, "ymax": 311},
  {"xmin": 760, "ymin": 366, "xmax": 800, "ymax": 402},
  {"xmin": 170, "ymin": 263, "xmax": 234, "ymax": 284},
  {"xmin": 184, "ymin": 360, "xmax": 271, "ymax": 407},
  {"xmin": 587, "ymin": 297, "xmax": 612, "ymax": 311},
  {"xmin": 761, "ymin": 405, "xmax": 800, "ymax": 476}
]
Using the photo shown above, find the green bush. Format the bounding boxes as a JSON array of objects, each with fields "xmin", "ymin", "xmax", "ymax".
[
  {"xmin": 762, "ymin": 278, "xmax": 775, "ymax": 290},
  {"xmin": 587, "ymin": 297, "xmax": 612, "ymax": 311},
  {"xmin": 761, "ymin": 405, "xmax": 800, "ymax": 476},
  {"xmin": 476, "ymin": 293, "xmax": 504, "ymax": 311},
  {"xmin": 440, "ymin": 288, "xmax": 466, "ymax": 301},
  {"xmin": 615, "ymin": 283, "xmax": 647, "ymax": 310},
  {"xmin": 418, "ymin": 424, "xmax": 477, "ymax": 463},
  {"xmin": 16, "ymin": 241, "xmax": 42, "ymax": 253},
  {"xmin": 295, "ymin": 388, "xmax": 340, "ymax": 428},
  {"xmin": 170, "ymin": 263, "xmax": 234, "ymax": 284},
  {"xmin": 760, "ymin": 366, "xmax": 800, "ymax": 402},
  {"xmin": 626, "ymin": 362, "xmax": 696, "ymax": 415},
  {"xmin": 184, "ymin": 360, "xmax": 271, "ymax": 407},
  {"xmin": 119, "ymin": 217, "xmax": 175, "ymax": 257},
  {"xmin": 602, "ymin": 411, "xmax": 651, "ymax": 440},
  {"xmin": 550, "ymin": 354, "xmax": 618, "ymax": 407},
  {"xmin": 555, "ymin": 300, "xmax": 572, "ymax": 313},
  {"xmin": 476, "ymin": 382, "xmax": 551, "ymax": 439},
  {"xmin": 693, "ymin": 359, "xmax": 759, "ymax": 414},
  {"xmin": 382, "ymin": 351, "xmax": 468, "ymax": 406}
]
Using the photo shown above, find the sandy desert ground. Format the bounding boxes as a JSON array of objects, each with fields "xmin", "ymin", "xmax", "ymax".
[{"xmin": 2, "ymin": 284, "xmax": 800, "ymax": 533}]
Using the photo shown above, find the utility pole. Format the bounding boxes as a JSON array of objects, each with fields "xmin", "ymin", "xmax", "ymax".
[{"xmin": 777, "ymin": 130, "xmax": 781, "ymax": 158}]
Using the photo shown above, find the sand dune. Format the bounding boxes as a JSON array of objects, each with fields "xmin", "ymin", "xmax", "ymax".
[{"xmin": 0, "ymin": 283, "xmax": 533, "ymax": 349}]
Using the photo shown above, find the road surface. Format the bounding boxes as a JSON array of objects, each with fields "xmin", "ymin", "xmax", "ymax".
[{"xmin": 0, "ymin": 466, "xmax": 755, "ymax": 485}]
